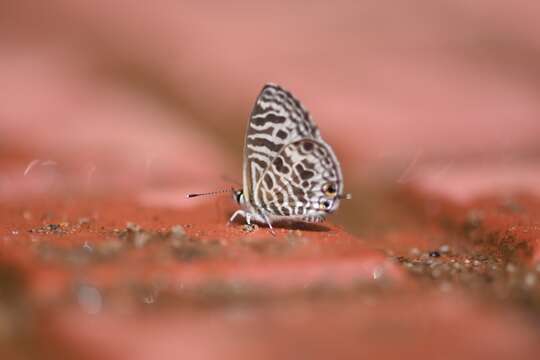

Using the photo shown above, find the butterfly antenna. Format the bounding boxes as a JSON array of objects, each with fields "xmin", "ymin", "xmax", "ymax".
[{"xmin": 187, "ymin": 188, "xmax": 235, "ymax": 198}]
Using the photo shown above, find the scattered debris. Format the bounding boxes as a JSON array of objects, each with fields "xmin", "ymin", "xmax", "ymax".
[
  {"xmin": 439, "ymin": 244, "xmax": 450, "ymax": 253},
  {"xmin": 126, "ymin": 222, "xmax": 141, "ymax": 233},
  {"xmin": 242, "ymin": 223, "xmax": 258, "ymax": 233},
  {"xmin": 29, "ymin": 223, "xmax": 73, "ymax": 235},
  {"xmin": 133, "ymin": 232, "xmax": 151, "ymax": 248},
  {"xmin": 170, "ymin": 225, "xmax": 186, "ymax": 238},
  {"xmin": 143, "ymin": 294, "xmax": 155, "ymax": 304},
  {"xmin": 78, "ymin": 217, "xmax": 91, "ymax": 226}
]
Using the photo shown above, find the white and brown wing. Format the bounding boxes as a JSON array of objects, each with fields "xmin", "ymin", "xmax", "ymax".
[{"xmin": 243, "ymin": 84, "xmax": 343, "ymax": 222}]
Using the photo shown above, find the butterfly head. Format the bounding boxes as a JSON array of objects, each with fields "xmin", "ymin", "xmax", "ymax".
[{"xmin": 232, "ymin": 189, "xmax": 245, "ymax": 205}]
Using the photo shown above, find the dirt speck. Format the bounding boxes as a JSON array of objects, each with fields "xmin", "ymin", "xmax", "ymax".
[{"xmin": 242, "ymin": 224, "xmax": 258, "ymax": 233}]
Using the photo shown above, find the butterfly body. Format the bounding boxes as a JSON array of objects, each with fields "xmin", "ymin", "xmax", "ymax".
[{"xmin": 229, "ymin": 84, "xmax": 345, "ymax": 229}]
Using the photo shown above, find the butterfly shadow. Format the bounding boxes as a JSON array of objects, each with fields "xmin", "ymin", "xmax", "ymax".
[
  {"xmin": 276, "ymin": 220, "xmax": 331, "ymax": 232},
  {"xmin": 230, "ymin": 216, "xmax": 331, "ymax": 233}
]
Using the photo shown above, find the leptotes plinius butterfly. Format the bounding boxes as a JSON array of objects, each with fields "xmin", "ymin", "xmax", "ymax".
[
  {"xmin": 189, "ymin": 84, "xmax": 348, "ymax": 233},
  {"xmin": 229, "ymin": 84, "xmax": 349, "ymax": 232}
]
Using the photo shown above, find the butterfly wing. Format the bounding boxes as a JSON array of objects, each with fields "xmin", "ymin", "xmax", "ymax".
[
  {"xmin": 257, "ymin": 138, "xmax": 343, "ymax": 222},
  {"xmin": 243, "ymin": 84, "xmax": 343, "ymax": 222},
  {"xmin": 243, "ymin": 84, "xmax": 321, "ymax": 206}
]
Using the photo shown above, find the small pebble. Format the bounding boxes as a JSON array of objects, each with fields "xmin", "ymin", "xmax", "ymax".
[
  {"xmin": 134, "ymin": 232, "xmax": 151, "ymax": 248},
  {"xmin": 126, "ymin": 222, "xmax": 141, "ymax": 232},
  {"xmin": 78, "ymin": 217, "xmax": 91, "ymax": 225},
  {"xmin": 464, "ymin": 259, "xmax": 471, "ymax": 264},
  {"xmin": 409, "ymin": 247, "xmax": 420, "ymax": 256},
  {"xmin": 83, "ymin": 241, "xmax": 93, "ymax": 252},
  {"xmin": 170, "ymin": 225, "xmax": 186, "ymax": 238},
  {"xmin": 524, "ymin": 273, "xmax": 536, "ymax": 288},
  {"xmin": 439, "ymin": 244, "xmax": 450, "ymax": 253},
  {"xmin": 242, "ymin": 224, "xmax": 258, "ymax": 232},
  {"xmin": 473, "ymin": 260, "xmax": 481, "ymax": 266},
  {"xmin": 429, "ymin": 251, "xmax": 440, "ymax": 257},
  {"xmin": 506, "ymin": 263, "xmax": 517, "ymax": 273},
  {"xmin": 143, "ymin": 295, "xmax": 156, "ymax": 304},
  {"xmin": 372, "ymin": 266, "xmax": 385, "ymax": 280}
]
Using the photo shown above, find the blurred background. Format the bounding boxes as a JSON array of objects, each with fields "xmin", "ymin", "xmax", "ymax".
[
  {"xmin": 2, "ymin": 2, "xmax": 540, "ymax": 359},
  {"xmin": 1, "ymin": 0, "xmax": 540, "ymax": 227}
]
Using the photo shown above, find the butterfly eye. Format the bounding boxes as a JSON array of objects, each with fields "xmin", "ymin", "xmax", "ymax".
[
  {"xmin": 322, "ymin": 183, "xmax": 337, "ymax": 196},
  {"xmin": 233, "ymin": 190, "xmax": 243, "ymax": 204}
]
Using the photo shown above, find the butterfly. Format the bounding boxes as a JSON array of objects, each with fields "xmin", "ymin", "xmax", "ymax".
[{"xmin": 189, "ymin": 84, "xmax": 348, "ymax": 233}]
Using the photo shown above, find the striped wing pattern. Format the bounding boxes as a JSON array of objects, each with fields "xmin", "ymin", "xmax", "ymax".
[{"xmin": 243, "ymin": 84, "xmax": 343, "ymax": 222}]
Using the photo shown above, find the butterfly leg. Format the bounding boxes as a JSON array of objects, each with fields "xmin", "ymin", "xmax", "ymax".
[
  {"xmin": 228, "ymin": 210, "xmax": 246, "ymax": 224},
  {"xmin": 229, "ymin": 210, "xmax": 255, "ymax": 226},
  {"xmin": 259, "ymin": 211, "xmax": 276, "ymax": 237}
]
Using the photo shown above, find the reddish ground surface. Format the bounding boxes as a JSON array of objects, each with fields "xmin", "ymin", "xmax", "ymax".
[
  {"xmin": 2, "ymin": 1, "xmax": 540, "ymax": 359},
  {"xmin": 1, "ymin": 183, "xmax": 539, "ymax": 359}
]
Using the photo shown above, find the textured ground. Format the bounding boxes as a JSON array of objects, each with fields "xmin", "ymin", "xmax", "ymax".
[
  {"xmin": 1, "ymin": 1, "xmax": 540, "ymax": 359},
  {"xmin": 1, "ymin": 181, "xmax": 540, "ymax": 359}
]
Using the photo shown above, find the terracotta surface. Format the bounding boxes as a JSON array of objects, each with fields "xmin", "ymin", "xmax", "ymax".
[
  {"xmin": 1, "ymin": 186, "xmax": 540, "ymax": 359},
  {"xmin": 1, "ymin": 1, "xmax": 540, "ymax": 359}
]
